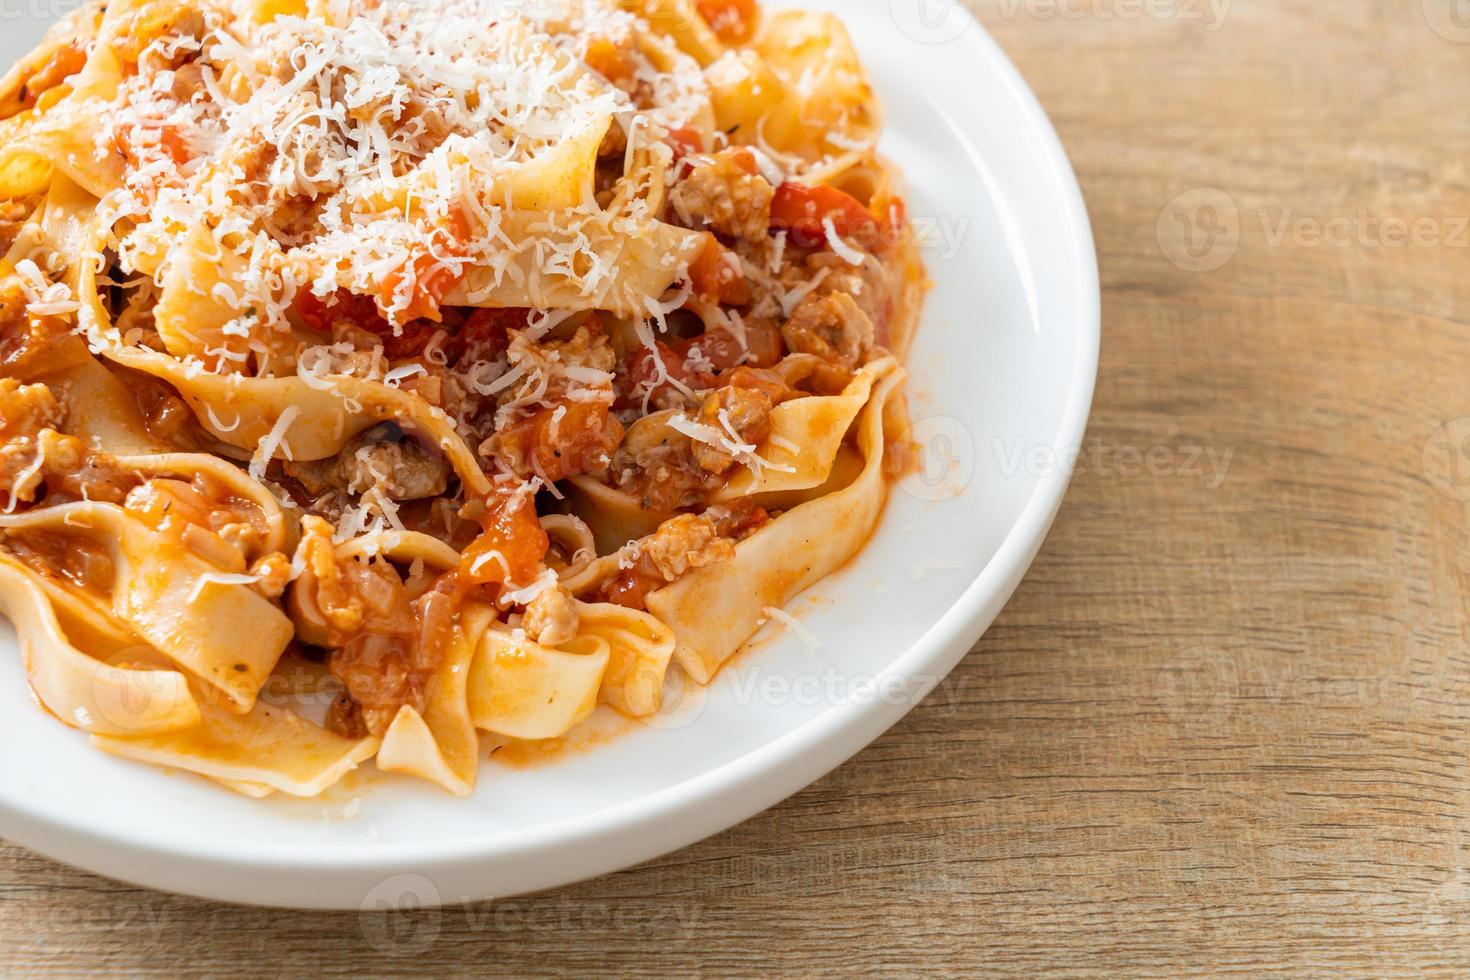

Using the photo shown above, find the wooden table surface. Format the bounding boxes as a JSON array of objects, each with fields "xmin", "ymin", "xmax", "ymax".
[{"xmin": 5, "ymin": 0, "xmax": 1470, "ymax": 974}]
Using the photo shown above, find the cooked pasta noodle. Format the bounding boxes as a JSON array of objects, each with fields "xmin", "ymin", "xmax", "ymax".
[{"xmin": 0, "ymin": 0, "xmax": 926, "ymax": 797}]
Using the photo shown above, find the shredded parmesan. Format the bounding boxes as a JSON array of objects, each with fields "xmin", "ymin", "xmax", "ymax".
[
  {"xmin": 2, "ymin": 453, "xmax": 46, "ymax": 514},
  {"xmin": 383, "ymin": 363, "xmax": 427, "ymax": 386},
  {"xmin": 616, "ymin": 541, "xmax": 643, "ymax": 570},
  {"xmin": 823, "ymin": 131, "xmax": 874, "ymax": 153},
  {"xmin": 779, "ymin": 267, "xmax": 831, "ymax": 317},
  {"xmin": 632, "ymin": 318, "xmax": 694, "ymax": 407},
  {"xmin": 93, "ymin": 0, "xmax": 686, "ymax": 342},
  {"xmin": 769, "ymin": 433, "xmax": 802, "ymax": 455},
  {"xmin": 768, "ymin": 230, "xmax": 787, "ymax": 276},
  {"xmin": 249, "ymin": 405, "xmax": 300, "ymax": 480},
  {"xmin": 188, "ymin": 571, "xmax": 266, "ymax": 603},
  {"xmin": 481, "ymin": 363, "xmax": 527, "ymax": 397},
  {"xmin": 910, "ymin": 558, "xmax": 964, "ymax": 581},
  {"xmin": 13, "ymin": 259, "xmax": 79, "ymax": 317},
  {"xmin": 761, "ymin": 606, "xmax": 823, "ymax": 654},
  {"xmin": 469, "ymin": 549, "xmax": 511, "ymax": 579},
  {"xmin": 644, "ymin": 278, "xmax": 693, "ymax": 320},
  {"xmin": 204, "ymin": 403, "xmax": 241, "ymax": 433},
  {"xmin": 499, "ymin": 567, "xmax": 559, "ymax": 607},
  {"xmin": 823, "ymin": 216, "xmax": 866, "ymax": 266},
  {"xmin": 666, "ymin": 412, "xmax": 795, "ymax": 477}
]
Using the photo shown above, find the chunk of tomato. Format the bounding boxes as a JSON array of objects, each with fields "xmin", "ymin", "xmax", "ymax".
[
  {"xmin": 694, "ymin": 0, "xmax": 758, "ymax": 44},
  {"xmin": 492, "ymin": 401, "xmax": 624, "ymax": 483},
  {"xmin": 457, "ymin": 488, "xmax": 549, "ymax": 592},
  {"xmin": 666, "ymin": 126, "xmax": 704, "ymax": 162},
  {"xmin": 768, "ymin": 181, "xmax": 882, "ymax": 249},
  {"xmin": 688, "ymin": 235, "xmax": 750, "ymax": 306},
  {"xmin": 584, "ymin": 37, "xmax": 633, "ymax": 82},
  {"xmin": 21, "ymin": 41, "xmax": 87, "ymax": 108}
]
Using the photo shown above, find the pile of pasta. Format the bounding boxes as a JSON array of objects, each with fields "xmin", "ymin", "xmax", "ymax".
[{"xmin": 0, "ymin": 0, "xmax": 926, "ymax": 797}]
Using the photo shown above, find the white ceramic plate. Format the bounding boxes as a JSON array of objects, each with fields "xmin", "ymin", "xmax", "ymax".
[{"xmin": 0, "ymin": 0, "xmax": 1098, "ymax": 908}]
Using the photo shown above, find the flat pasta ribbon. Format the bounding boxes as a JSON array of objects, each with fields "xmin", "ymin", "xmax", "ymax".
[{"xmin": 648, "ymin": 362, "xmax": 907, "ymax": 683}]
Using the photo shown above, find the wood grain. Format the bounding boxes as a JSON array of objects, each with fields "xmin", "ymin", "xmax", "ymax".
[{"xmin": 5, "ymin": 0, "xmax": 1470, "ymax": 973}]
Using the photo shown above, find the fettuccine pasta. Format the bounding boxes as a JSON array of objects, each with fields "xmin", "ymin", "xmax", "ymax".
[{"xmin": 0, "ymin": 0, "xmax": 926, "ymax": 797}]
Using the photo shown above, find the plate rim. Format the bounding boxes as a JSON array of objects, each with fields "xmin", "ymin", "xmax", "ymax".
[{"xmin": 0, "ymin": 2, "xmax": 1100, "ymax": 908}]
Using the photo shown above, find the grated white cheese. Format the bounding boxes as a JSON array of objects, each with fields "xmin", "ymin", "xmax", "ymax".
[
  {"xmin": 768, "ymin": 231, "xmax": 788, "ymax": 275},
  {"xmin": 616, "ymin": 541, "xmax": 643, "ymax": 570},
  {"xmin": 822, "ymin": 216, "xmax": 866, "ymax": 266},
  {"xmin": 666, "ymin": 411, "xmax": 794, "ymax": 478},
  {"xmin": 469, "ymin": 549, "xmax": 511, "ymax": 579},
  {"xmin": 643, "ymin": 278, "xmax": 693, "ymax": 321},
  {"xmin": 93, "ymin": 0, "xmax": 702, "ymax": 353},
  {"xmin": 2, "ymin": 452, "xmax": 46, "ymax": 514},
  {"xmin": 204, "ymin": 403, "xmax": 242, "ymax": 433},
  {"xmin": 910, "ymin": 558, "xmax": 964, "ymax": 581},
  {"xmin": 13, "ymin": 259, "xmax": 79, "ymax": 316},
  {"xmin": 499, "ymin": 567, "xmax": 559, "ymax": 607},
  {"xmin": 761, "ymin": 606, "xmax": 822, "ymax": 654},
  {"xmin": 683, "ymin": 344, "xmax": 715, "ymax": 377},
  {"xmin": 823, "ymin": 131, "xmax": 874, "ymax": 153},
  {"xmin": 778, "ymin": 267, "xmax": 830, "ymax": 317},
  {"xmin": 547, "ymin": 403, "xmax": 568, "ymax": 444},
  {"xmin": 187, "ymin": 571, "xmax": 266, "ymax": 603},
  {"xmin": 480, "ymin": 362, "xmax": 527, "ymax": 397},
  {"xmin": 383, "ymin": 363, "xmax": 427, "ymax": 386},
  {"xmin": 632, "ymin": 317, "xmax": 694, "ymax": 408},
  {"xmin": 769, "ymin": 433, "xmax": 802, "ymax": 455},
  {"xmin": 747, "ymin": 146, "xmax": 787, "ymax": 188},
  {"xmin": 249, "ymin": 405, "xmax": 300, "ymax": 480}
]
